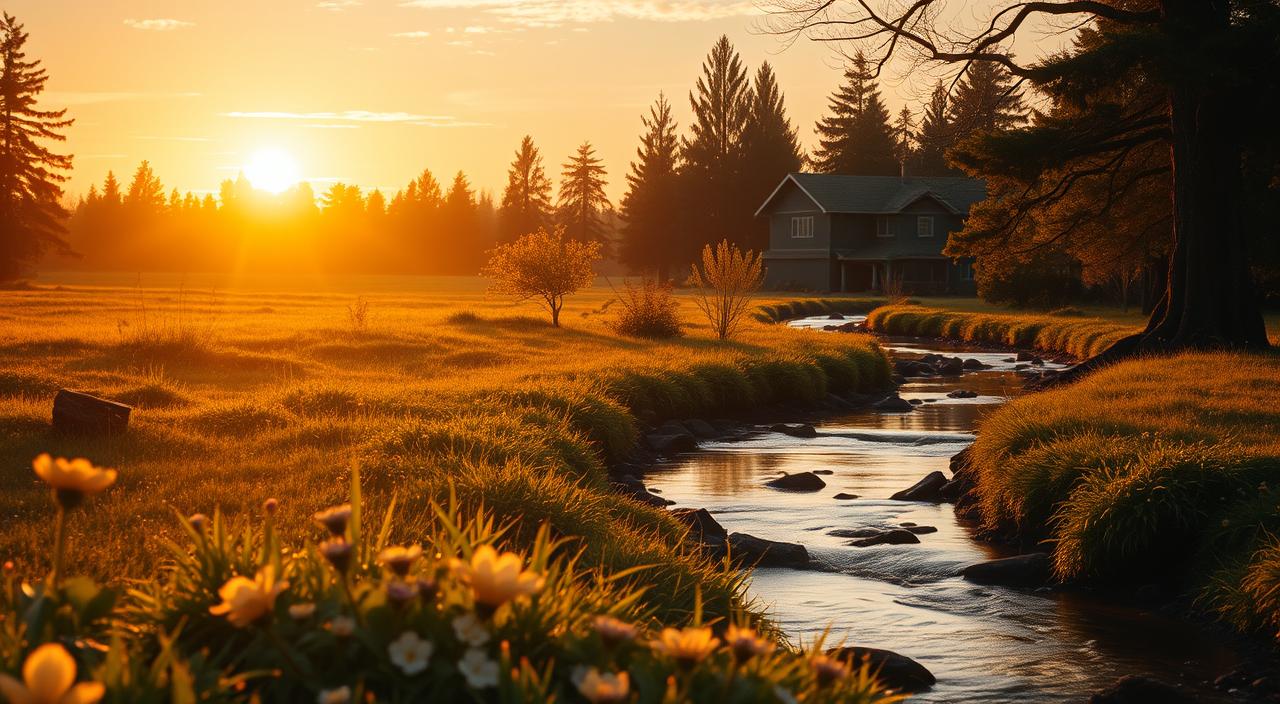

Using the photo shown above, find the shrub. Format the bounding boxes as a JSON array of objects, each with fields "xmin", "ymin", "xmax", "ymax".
[
  {"xmin": 609, "ymin": 278, "xmax": 682, "ymax": 339},
  {"xmin": 347, "ymin": 295, "xmax": 370, "ymax": 333},
  {"xmin": 688, "ymin": 240, "xmax": 763, "ymax": 341},
  {"xmin": 482, "ymin": 227, "xmax": 602, "ymax": 327}
]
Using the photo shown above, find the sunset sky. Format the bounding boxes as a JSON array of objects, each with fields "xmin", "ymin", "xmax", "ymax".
[{"xmin": 16, "ymin": 1, "xmax": 1065, "ymax": 204}]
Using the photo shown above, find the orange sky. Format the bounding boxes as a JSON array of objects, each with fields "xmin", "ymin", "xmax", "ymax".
[{"xmin": 15, "ymin": 1, "xmax": 1068, "ymax": 204}]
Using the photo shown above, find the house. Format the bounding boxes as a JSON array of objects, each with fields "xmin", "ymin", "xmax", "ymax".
[{"xmin": 755, "ymin": 173, "xmax": 986, "ymax": 294}]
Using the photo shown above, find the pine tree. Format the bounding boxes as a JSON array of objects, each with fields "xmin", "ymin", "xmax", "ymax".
[
  {"xmin": 556, "ymin": 141, "xmax": 611, "ymax": 248},
  {"xmin": 916, "ymin": 81, "xmax": 953, "ymax": 176},
  {"xmin": 442, "ymin": 171, "xmax": 480, "ymax": 274},
  {"xmin": 682, "ymin": 35, "xmax": 752, "ymax": 254},
  {"xmin": 619, "ymin": 93, "xmax": 682, "ymax": 280},
  {"xmin": 125, "ymin": 161, "xmax": 165, "ymax": 212},
  {"xmin": 366, "ymin": 189, "xmax": 386, "ymax": 217},
  {"xmin": 947, "ymin": 61, "xmax": 1025, "ymax": 136},
  {"xmin": 811, "ymin": 52, "xmax": 897, "ymax": 176},
  {"xmin": 101, "ymin": 171, "xmax": 122, "ymax": 205},
  {"xmin": 0, "ymin": 13, "xmax": 73, "ymax": 279},
  {"xmin": 499, "ymin": 135, "xmax": 553, "ymax": 242},
  {"xmin": 742, "ymin": 62, "xmax": 803, "ymax": 250},
  {"xmin": 893, "ymin": 106, "xmax": 916, "ymax": 171}
]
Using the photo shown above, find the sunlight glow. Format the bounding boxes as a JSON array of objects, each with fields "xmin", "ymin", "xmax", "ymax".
[{"xmin": 243, "ymin": 148, "xmax": 300, "ymax": 194}]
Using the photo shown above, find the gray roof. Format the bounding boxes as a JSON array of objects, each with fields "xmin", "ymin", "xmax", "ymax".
[{"xmin": 755, "ymin": 173, "xmax": 987, "ymax": 217}]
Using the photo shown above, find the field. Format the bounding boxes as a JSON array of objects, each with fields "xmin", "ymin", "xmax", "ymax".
[{"xmin": 0, "ymin": 273, "xmax": 890, "ymax": 623}]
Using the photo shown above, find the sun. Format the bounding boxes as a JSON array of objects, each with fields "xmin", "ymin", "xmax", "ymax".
[{"xmin": 243, "ymin": 148, "xmax": 300, "ymax": 194}]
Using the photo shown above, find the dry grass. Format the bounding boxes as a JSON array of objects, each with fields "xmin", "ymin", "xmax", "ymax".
[
  {"xmin": 0, "ymin": 273, "xmax": 889, "ymax": 623},
  {"xmin": 967, "ymin": 352, "xmax": 1280, "ymax": 636}
]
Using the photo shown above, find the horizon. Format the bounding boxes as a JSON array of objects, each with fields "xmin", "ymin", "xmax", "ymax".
[{"xmin": 15, "ymin": 0, "xmax": 1067, "ymax": 205}]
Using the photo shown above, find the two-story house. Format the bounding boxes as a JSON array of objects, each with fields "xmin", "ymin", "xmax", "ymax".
[{"xmin": 756, "ymin": 173, "xmax": 986, "ymax": 294}]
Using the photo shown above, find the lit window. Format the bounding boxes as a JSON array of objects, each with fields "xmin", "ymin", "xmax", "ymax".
[
  {"xmin": 791, "ymin": 216, "xmax": 814, "ymax": 239},
  {"xmin": 876, "ymin": 217, "xmax": 894, "ymax": 237},
  {"xmin": 917, "ymin": 216, "xmax": 934, "ymax": 237}
]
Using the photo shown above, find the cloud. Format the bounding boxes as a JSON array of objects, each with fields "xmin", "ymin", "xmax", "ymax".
[
  {"xmin": 392, "ymin": 30, "xmax": 432, "ymax": 38},
  {"xmin": 398, "ymin": 0, "xmax": 757, "ymax": 27},
  {"xmin": 316, "ymin": 0, "xmax": 361, "ymax": 9},
  {"xmin": 223, "ymin": 110, "xmax": 491, "ymax": 128},
  {"xmin": 123, "ymin": 18, "xmax": 195, "ymax": 31}
]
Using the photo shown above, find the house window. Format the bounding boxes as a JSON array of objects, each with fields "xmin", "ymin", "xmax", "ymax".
[
  {"xmin": 790, "ymin": 216, "xmax": 814, "ymax": 239},
  {"xmin": 960, "ymin": 261, "xmax": 975, "ymax": 281},
  {"xmin": 875, "ymin": 217, "xmax": 894, "ymax": 238},
  {"xmin": 917, "ymin": 216, "xmax": 935, "ymax": 238}
]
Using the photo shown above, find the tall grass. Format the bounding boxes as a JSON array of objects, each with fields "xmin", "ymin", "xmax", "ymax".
[{"xmin": 967, "ymin": 351, "xmax": 1280, "ymax": 637}]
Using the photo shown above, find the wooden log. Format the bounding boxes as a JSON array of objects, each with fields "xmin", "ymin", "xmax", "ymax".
[{"xmin": 52, "ymin": 390, "xmax": 132, "ymax": 435}]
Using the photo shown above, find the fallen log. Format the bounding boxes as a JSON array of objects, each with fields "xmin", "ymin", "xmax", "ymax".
[{"xmin": 52, "ymin": 390, "xmax": 132, "ymax": 435}]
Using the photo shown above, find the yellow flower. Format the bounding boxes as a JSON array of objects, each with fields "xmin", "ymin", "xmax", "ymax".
[
  {"xmin": 573, "ymin": 666, "xmax": 630, "ymax": 704},
  {"xmin": 377, "ymin": 544, "xmax": 422, "ymax": 577},
  {"xmin": 650, "ymin": 627, "xmax": 719, "ymax": 668},
  {"xmin": 451, "ymin": 545, "xmax": 544, "ymax": 609},
  {"xmin": 0, "ymin": 643, "xmax": 105, "ymax": 704},
  {"xmin": 725, "ymin": 625, "xmax": 773, "ymax": 662},
  {"xmin": 209, "ymin": 565, "xmax": 288, "ymax": 627},
  {"xmin": 32, "ymin": 455, "xmax": 116, "ymax": 497}
]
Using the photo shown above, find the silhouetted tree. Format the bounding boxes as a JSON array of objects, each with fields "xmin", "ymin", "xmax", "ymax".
[
  {"xmin": 742, "ymin": 62, "xmax": 804, "ymax": 250},
  {"xmin": 556, "ymin": 141, "xmax": 611, "ymax": 248},
  {"xmin": 125, "ymin": 161, "xmax": 165, "ymax": 213},
  {"xmin": 499, "ymin": 136, "xmax": 553, "ymax": 243},
  {"xmin": 682, "ymin": 36, "xmax": 752, "ymax": 254},
  {"xmin": 619, "ymin": 93, "xmax": 683, "ymax": 280},
  {"xmin": 101, "ymin": 171, "xmax": 122, "ymax": 205},
  {"xmin": 0, "ymin": 13, "xmax": 73, "ymax": 280},
  {"xmin": 811, "ymin": 53, "xmax": 897, "ymax": 176},
  {"xmin": 769, "ymin": 0, "xmax": 1280, "ymax": 358},
  {"xmin": 441, "ymin": 171, "xmax": 482, "ymax": 273},
  {"xmin": 947, "ymin": 61, "xmax": 1026, "ymax": 136},
  {"xmin": 915, "ymin": 82, "xmax": 953, "ymax": 176},
  {"xmin": 893, "ymin": 106, "xmax": 916, "ymax": 172}
]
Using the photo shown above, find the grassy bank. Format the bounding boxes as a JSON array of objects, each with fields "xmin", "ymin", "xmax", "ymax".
[
  {"xmin": 865, "ymin": 303, "xmax": 1138, "ymax": 359},
  {"xmin": 0, "ymin": 275, "xmax": 889, "ymax": 627},
  {"xmin": 967, "ymin": 351, "xmax": 1280, "ymax": 637}
]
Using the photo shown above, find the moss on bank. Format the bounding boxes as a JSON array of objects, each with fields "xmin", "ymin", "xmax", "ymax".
[{"xmin": 967, "ymin": 351, "xmax": 1280, "ymax": 638}]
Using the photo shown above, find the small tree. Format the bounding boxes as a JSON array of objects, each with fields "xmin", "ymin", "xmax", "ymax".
[
  {"xmin": 482, "ymin": 227, "xmax": 601, "ymax": 327},
  {"xmin": 688, "ymin": 239, "xmax": 763, "ymax": 341}
]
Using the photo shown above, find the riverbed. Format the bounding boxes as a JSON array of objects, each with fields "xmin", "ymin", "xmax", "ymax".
[{"xmin": 643, "ymin": 316, "xmax": 1244, "ymax": 702}]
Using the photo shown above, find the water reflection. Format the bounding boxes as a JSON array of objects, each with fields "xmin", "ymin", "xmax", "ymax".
[{"xmin": 647, "ymin": 333, "xmax": 1242, "ymax": 702}]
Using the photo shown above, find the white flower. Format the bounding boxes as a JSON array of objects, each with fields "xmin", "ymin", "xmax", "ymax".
[
  {"xmin": 452, "ymin": 612, "xmax": 491, "ymax": 647},
  {"xmin": 317, "ymin": 686, "xmax": 351, "ymax": 704},
  {"xmin": 388, "ymin": 631, "xmax": 433, "ymax": 675},
  {"xmin": 457, "ymin": 648, "xmax": 499, "ymax": 689},
  {"xmin": 328, "ymin": 616, "xmax": 356, "ymax": 637},
  {"xmin": 289, "ymin": 603, "xmax": 317, "ymax": 620}
]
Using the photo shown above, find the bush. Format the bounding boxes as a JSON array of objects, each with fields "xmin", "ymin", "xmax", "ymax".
[
  {"xmin": 976, "ymin": 251, "xmax": 1084, "ymax": 308},
  {"xmin": 482, "ymin": 227, "xmax": 601, "ymax": 327},
  {"xmin": 609, "ymin": 279, "xmax": 682, "ymax": 339},
  {"xmin": 688, "ymin": 240, "xmax": 763, "ymax": 341}
]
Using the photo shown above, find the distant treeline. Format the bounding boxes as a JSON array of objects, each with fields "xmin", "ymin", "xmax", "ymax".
[{"xmin": 55, "ymin": 36, "xmax": 1017, "ymax": 277}]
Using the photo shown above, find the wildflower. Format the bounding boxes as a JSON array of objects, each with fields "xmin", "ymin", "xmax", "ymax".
[
  {"xmin": 289, "ymin": 603, "xmax": 317, "ymax": 620},
  {"xmin": 573, "ymin": 666, "xmax": 630, "ymax": 704},
  {"xmin": 451, "ymin": 545, "xmax": 544, "ymax": 612},
  {"xmin": 377, "ymin": 545, "xmax": 422, "ymax": 577},
  {"xmin": 386, "ymin": 580, "xmax": 418, "ymax": 608},
  {"xmin": 725, "ymin": 625, "xmax": 772, "ymax": 662},
  {"xmin": 314, "ymin": 505, "xmax": 352, "ymax": 537},
  {"xmin": 319, "ymin": 540, "xmax": 353, "ymax": 574},
  {"xmin": 650, "ymin": 627, "xmax": 719, "ymax": 668},
  {"xmin": 452, "ymin": 612, "xmax": 491, "ymax": 647},
  {"xmin": 32, "ymin": 454, "xmax": 116, "ymax": 509},
  {"xmin": 328, "ymin": 616, "xmax": 356, "ymax": 637},
  {"xmin": 0, "ymin": 643, "xmax": 105, "ymax": 704},
  {"xmin": 316, "ymin": 686, "xmax": 350, "ymax": 704},
  {"xmin": 457, "ymin": 648, "xmax": 499, "ymax": 689},
  {"xmin": 810, "ymin": 655, "xmax": 850, "ymax": 688},
  {"xmin": 592, "ymin": 615, "xmax": 638, "ymax": 648},
  {"xmin": 263, "ymin": 498, "xmax": 279, "ymax": 515},
  {"xmin": 388, "ymin": 632, "xmax": 433, "ymax": 676},
  {"xmin": 188, "ymin": 513, "xmax": 208, "ymax": 532},
  {"xmin": 209, "ymin": 565, "xmax": 288, "ymax": 628}
]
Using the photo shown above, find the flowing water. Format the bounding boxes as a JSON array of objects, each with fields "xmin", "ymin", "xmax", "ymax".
[{"xmin": 644, "ymin": 316, "xmax": 1245, "ymax": 702}]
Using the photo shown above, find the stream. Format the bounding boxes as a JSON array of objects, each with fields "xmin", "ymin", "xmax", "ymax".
[{"xmin": 643, "ymin": 315, "xmax": 1246, "ymax": 702}]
